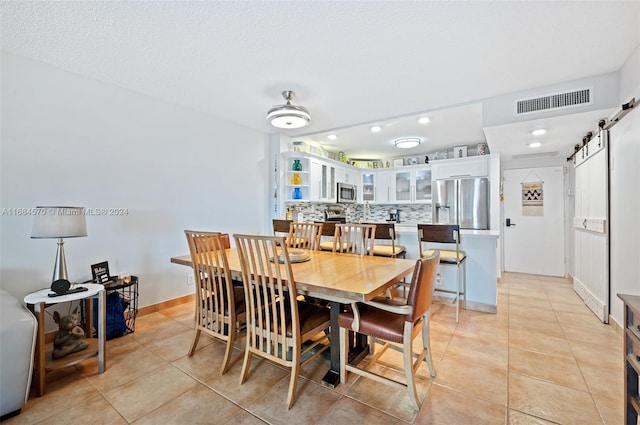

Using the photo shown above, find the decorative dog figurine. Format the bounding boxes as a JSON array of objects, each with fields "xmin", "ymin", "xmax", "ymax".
[{"xmin": 52, "ymin": 311, "xmax": 89, "ymax": 359}]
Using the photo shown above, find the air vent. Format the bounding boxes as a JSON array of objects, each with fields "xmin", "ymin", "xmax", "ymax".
[{"xmin": 516, "ymin": 88, "xmax": 592, "ymax": 115}]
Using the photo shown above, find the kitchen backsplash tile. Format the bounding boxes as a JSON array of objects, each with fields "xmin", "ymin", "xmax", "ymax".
[{"xmin": 284, "ymin": 203, "xmax": 432, "ymax": 224}]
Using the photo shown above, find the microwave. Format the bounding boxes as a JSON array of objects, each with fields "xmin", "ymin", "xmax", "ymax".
[{"xmin": 337, "ymin": 182, "xmax": 357, "ymax": 203}]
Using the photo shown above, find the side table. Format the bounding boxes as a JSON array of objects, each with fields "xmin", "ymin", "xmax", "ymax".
[{"xmin": 24, "ymin": 283, "xmax": 106, "ymax": 396}]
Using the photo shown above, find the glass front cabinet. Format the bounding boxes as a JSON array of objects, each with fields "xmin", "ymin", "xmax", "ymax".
[
  {"xmin": 361, "ymin": 173, "xmax": 375, "ymax": 202},
  {"xmin": 390, "ymin": 166, "xmax": 431, "ymax": 204}
]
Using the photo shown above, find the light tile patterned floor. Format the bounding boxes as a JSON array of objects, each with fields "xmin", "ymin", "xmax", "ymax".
[{"xmin": 3, "ymin": 273, "xmax": 624, "ymax": 424}]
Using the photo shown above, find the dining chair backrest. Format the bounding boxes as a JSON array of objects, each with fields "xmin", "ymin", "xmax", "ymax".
[
  {"xmin": 334, "ymin": 223, "xmax": 376, "ymax": 255},
  {"xmin": 192, "ymin": 232, "xmax": 230, "ymax": 252},
  {"xmin": 319, "ymin": 221, "xmax": 337, "ymax": 236},
  {"xmin": 288, "ymin": 222, "xmax": 323, "ymax": 250},
  {"xmin": 405, "ymin": 250, "xmax": 440, "ymax": 322},
  {"xmin": 273, "ymin": 219, "xmax": 293, "ymax": 238}
]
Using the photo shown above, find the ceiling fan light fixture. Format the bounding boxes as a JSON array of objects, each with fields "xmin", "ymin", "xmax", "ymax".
[
  {"xmin": 394, "ymin": 137, "xmax": 421, "ymax": 149},
  {"xmin": 267, "ymin": 90, "xmax": 311, "ymax": 129}
]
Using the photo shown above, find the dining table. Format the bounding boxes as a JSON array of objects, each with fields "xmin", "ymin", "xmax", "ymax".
[{"xmin": 170, "ymin": 248, "xmax": 416, "ymax": 388}]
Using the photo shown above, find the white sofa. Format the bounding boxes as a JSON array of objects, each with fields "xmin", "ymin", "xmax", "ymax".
[{"xmin": 0, "ymin": 289, "xmax": 37, "ymax": 419}]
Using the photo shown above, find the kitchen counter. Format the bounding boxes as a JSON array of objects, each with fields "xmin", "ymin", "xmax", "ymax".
[
  {"xmin": 390, "ymin": 223, "xmax": 500, "ymax": 313},
  {"xmin": 394, "ymin": 223, "xmax": 500, "ymax": 238}
]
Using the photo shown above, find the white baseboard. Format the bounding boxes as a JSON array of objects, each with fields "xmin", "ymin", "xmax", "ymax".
[{"xmin": 572, "ymin": 277, "xmax": 607, "ymax": 323}]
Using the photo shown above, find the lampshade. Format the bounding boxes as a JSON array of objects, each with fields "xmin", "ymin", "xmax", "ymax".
[
  {"xmin": 31, "ymin": 206, "xmax": 87, "ymax": 239},
  {"xmin": 394, "ymin": 137, "xmax": 421, "ymax": 149},
  {"xmin": 32, "ymin": 206, "xmax": 87, "ymax": 284},
  {"xmin": 267, "ymin": 90, "xmax": 311, "ymax": 129}
]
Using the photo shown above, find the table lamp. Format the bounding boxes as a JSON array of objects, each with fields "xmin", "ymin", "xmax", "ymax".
[{"xmin": 31, "ymin": 206, "xmax": 87, "ymax": 283}]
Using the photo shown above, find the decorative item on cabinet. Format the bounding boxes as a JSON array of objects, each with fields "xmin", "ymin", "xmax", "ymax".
[
  {"xmin": 292, "ymin": 159, "xmax": 303, "ymax": 171},
  {"xmin": 425, "ymin": 156, "xmax": 429, "ymax": 164},
  {"xmin": 292, "ymin": 187, "xmax": 302, "ymax": 200},
  {"xmin": 290, "ymin": 172, "xmax": 302, "ymax": 185},
  {"xmin": 477, "ymin": 143, "xmax": 487, "ymax": 155},
  {"xmin": 454, "ymin": 146, "xmax": 467, "ymax": 158}
]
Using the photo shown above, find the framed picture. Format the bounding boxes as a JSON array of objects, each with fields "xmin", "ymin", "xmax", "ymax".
[
  {"xmin": 392, "ymin": 159, "xmax": 404, "ymax": 167},
  {"xmin": 454, "ymin": 146, "xmax": 467, "ymax": 158},
  {"xmin": 91, "ymin": 261, "xmax": 111, "ymax": 284},
  {"xmin": 406, "ymin": 157, "xmax": 418, "ymax": 165}
]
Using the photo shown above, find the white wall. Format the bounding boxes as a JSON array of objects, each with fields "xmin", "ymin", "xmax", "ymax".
[
  {"xmin": 609, "ymin": 45, "xmax": 640, "ymax": 327},
  {"xmin": 0, "ymin": 52, "xmax": 271, "ymax": 309}
]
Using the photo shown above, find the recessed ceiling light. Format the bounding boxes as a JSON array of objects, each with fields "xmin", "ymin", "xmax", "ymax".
[
  {"xmin": 528, "ymin": 142, "xmax": 542, "ymax": 148},
  {"xmin": 327, "ymin": 134, "xmax": 337, "ymax": 140},
  {"xmin": 418, "ymin": 117, "xmax": 430, "ymax": 124},
  {"xmin": 394, "ymin": 137, "xmax": 421, "ymax": 149},
  {"xmin": 531, "ymin": 128, "xmax": 547, "ymax": 136},
  {"xmin": 371, "ymin": 126, "xmax": 382, "ymax": 133}
]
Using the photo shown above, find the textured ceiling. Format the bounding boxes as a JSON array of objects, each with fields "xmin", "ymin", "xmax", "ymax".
[{"xmin": 1, "ymin": 1, "xmax": 639, "ymax": 159}]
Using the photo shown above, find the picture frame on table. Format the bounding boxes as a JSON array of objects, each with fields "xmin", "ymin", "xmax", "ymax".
[
  {"xmin": 454, "ymin": 146, "xmax": 467, "ymax": 158},
  {"xmin": 91, "ymin": 261, "xmax": 111, "ymax": 284}
]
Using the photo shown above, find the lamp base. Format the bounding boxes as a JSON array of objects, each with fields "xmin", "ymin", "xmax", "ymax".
[{"xmin": 52, "ymin": 238, "xmax": 69, "ymax": 283}]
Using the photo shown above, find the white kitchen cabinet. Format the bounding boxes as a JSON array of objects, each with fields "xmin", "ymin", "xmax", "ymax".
[
  {"xmin": 361, "ymin": 172, "xmax": 375, "ymax": 202},
  {"xmin": 342, "ymin": 167, "xmax": 360, "ymax": 185},
  {"xmin": 390, "ymin": 166, "xmax": 431, "ymax": 204},
  {"xmin": 375, "ymin": 171, "xmax": 391, "ymax": 203},
  {"xmin": 431, "ymin": 155, "xmax": 488, "ymax": 180},
  {"xmin": 310, "ymin": 158, "xmax": 336, "ymax": 202}
]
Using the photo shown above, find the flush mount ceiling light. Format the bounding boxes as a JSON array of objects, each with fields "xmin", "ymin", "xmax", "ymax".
[
  {"xmin": 528, "ymin": 142, "xmax": 542, "ymax": 148},
  {"xmin": 531, "ymin": 128, "xmax": 547, "ymax": 136},
  {"xmin": 394, "ymin": 137, "xmax": 421, "ymax": 149},
  {"xmin": 327, "ymin": 134, "xmax": 337, "ymax": 140},
  {"xmin": 418, "ymin": 117, "xmax": 430, "ymax": 124},
  {"xmin": 371, "ymin": 126, "xmax": 382, "ymax": 133},
  {"xmin": 267, "ymin": 90, "xmax": 311, "ymax": 129}
]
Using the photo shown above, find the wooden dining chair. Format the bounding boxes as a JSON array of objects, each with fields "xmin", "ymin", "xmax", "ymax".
[
  {"xmin": 338, "ymin": 251, "xmax": 440, "ymax": 410},
  {"xmin": 334, "ymin": 223, "xmax": 376, "ymax": 255},
  {"xmin": 288, "ymin": 222, "xmax": 323, "ymax": 250},
  {"xmin": 417, "ymin": 224, "xmax": 467, "ymax": 323},
  {"xmin": 184, "ymin": 230, "xmax": 245, "ymax": 374},
  {"xmin": 233, "ymin": 234, "xmax": 331, "ymax": 409}
]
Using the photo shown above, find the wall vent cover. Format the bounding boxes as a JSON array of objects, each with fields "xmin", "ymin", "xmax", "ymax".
[{"xmin": 516, "ymin": 88, "xmax": 592, "ymax": 115}]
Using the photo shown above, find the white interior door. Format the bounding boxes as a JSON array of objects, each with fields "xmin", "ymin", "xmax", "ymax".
[{"xmin": 503, "ymin": 166, "xmax": 565, "ymax": 276}]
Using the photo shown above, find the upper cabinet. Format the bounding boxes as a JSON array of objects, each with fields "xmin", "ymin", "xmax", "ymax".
[
  {"xmin": 309, "ymin": 158, "xmax": 336, "ymax": 202},
  {"xmin": 431, "ymin": 155, "xmax": 488, "ymax": 180},
  {"xmin": 390, "ymin": 165, "xmax": 432, "ymax": 204}
]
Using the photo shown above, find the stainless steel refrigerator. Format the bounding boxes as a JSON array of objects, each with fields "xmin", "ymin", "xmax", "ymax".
[{"xmin": 432, "ymin": 177, "xmax": 489, "ymax": 230}]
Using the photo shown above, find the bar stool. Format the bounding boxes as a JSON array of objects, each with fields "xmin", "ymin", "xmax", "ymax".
[{"xmin": 417, "ymin": 224, "xmax": 466, "ymax": 323}]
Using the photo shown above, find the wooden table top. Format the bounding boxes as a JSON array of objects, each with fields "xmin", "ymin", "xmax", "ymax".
[{"xmin": 171, "ymin": 249, "xmax": 416, "ymax": 303}]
